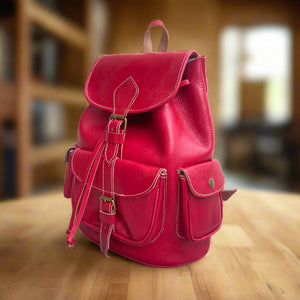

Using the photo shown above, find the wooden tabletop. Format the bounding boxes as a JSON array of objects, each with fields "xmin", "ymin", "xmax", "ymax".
[{"xmin": 0, "ymin": 189, "xmax": 299, "ymax": 300}]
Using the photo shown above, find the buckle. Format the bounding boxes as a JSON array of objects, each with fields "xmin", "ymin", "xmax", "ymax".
[
  {"xmin": 109, "ymin": 114, "xmax": 127, "ymax": 132},
  {"xmin": 99, "ymin": 195, "xmax": 116, "ymax": 212}
]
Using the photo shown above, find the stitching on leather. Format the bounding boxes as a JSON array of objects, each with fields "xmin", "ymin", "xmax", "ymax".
[
  {"xmin": 73, "ymin": 168, "xmax": 164, "ymax": 197},
  {"xmin": 104, "ymin": 203, "xmax": 113, "ymax": 255},
  {"xmin": 99, "ymin": 210, "xmax": 116, "ymax": 216},
  {"xmin": 112, "ymin": 76, "xmax": 139, "ymax": 115},
  {"xmin": 104, "ymin": 226, "xmax": 113, "ymax": 255},
  {"xmin": 119, "ymin": 130, "xmax": 126, "ymax": 159},
  {"xmin": 181, "ymin": 168, "xmax": 224, "ymax": 197},
  {"xmin": 99, "ymin": 200, "xmax": 103, "ymax": 253},
  {"xmin": 105, "ymin": 121, "xmax": 122, "ymax": 164},
  {"xmin": 101, "ymin": 156, "xmax": 104, "ymax": 196},
  {"xmin": 85, "ymin": 51, "xmax": 196, "ymax": 113},
  {"xmin": 71, "ymin": 154, "xmax": 164, "ymax": 197},
  {"xmin": 104, "ymin": 120, "xmax": 116, "ymax": 163},
  {"xmin": 72, "ymin": 141, "xmax": 104, "ymax": 225},
  {"xmin": 124, "ymin": 76, "xmax": 139, "ymax": 115},
  {"xmin": 148, "ymin": 173, "xmax": 167, "ymax": 244},
  {"xmin": 100, "ymin": 157, "xmax": 104, "ymax": 253},
  {"xmin": 85, "ymin": 55, "xmax": 105, "ymax": 104},
  {"xmin": 176, "ymin": 176, "xmax": 185, "ymax": 239}
]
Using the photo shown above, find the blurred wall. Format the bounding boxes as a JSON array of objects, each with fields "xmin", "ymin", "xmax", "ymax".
[
  {"xmin": 105, "ymin": 0, "xmax": 300, "ymax": 125},
  {"xmin": 106, "ymin": 0, "xmax": 220, "ymax": 120}
]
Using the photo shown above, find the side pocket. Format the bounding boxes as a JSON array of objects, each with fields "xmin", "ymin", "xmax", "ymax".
[
  {"xmin": 64, "ymin": 147, "xmax": 75, "ymax": 198},
  {"xmin": 177, "ymin": 160, "xmax": 224, "ymax": 242}
]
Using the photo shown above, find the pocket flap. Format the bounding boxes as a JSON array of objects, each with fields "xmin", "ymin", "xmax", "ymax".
[
  {"xmin": 179, "ymin": 160, "xmax": 224, "ymax": 197},
  {"xmin": 71, "ymin": 148, "xmax": 165, "ymax": 197}
]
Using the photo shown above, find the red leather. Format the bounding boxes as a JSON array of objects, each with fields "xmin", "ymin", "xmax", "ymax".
[
  {"xmin": 177, "ymin": 160, "xmax": 224, "ymax": 242},
  {"xmin": 64, "ymin": 20, "xmax": 235, "ymax": 267},
  {"xmin": 85, "ymin": 51, "xmax": 198, "ymax": 113}
]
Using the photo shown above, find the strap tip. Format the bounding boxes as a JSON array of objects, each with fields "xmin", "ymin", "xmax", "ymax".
[{"xmin": 66, "ymin": 237, "xmax": 75, "ymax": 248}]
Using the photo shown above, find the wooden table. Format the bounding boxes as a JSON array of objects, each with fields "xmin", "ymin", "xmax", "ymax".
[{"xmin": 0, "ymin": 189, "xmax": 299, "ymax": 300}]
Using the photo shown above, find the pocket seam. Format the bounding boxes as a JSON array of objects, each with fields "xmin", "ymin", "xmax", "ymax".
[
  {"xmin": 176, "ymin": 175, "xmax": 185, "ymax": 239},
  {"xmin": 189, "ymin": 192, "xmax": 222, "ymax": 241},
  {"xmin": 176, "ymin": 172, "xmax": 223, "ymax": 242},
  {"xmin": 181, "ymin": 167, "xmax": 224, "ymax": 197},
  {"xmin": 148, "ymin": 173, "xmax": 167, "ymax": 244},
  {"xmin": 112, "ymin": 173, "xmax": 166, "ymax": 246},
  {"xmin": 71, "ymin": 151, "xmax": 165, "ymax": 198}
]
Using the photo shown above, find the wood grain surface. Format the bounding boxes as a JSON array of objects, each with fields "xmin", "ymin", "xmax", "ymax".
[{"xmin": 0, "ymin": 189, "xmax": 299, "ymax": 300}]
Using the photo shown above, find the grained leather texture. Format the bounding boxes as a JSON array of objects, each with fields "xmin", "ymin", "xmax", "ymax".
[
  {"xmin": 64, "ymin": 20, "xmax": 235, "ymax": 267},
  {"xmin": 71, "ymin": 148, "xmax": 166, "ymax": 197},
  {"xmin": 85, "ymin": 51, "xmax": 198, "ymax": 113},
  {"xmin": 177, "ymin": 160, "xmax": 224, "ymax": 242},
  {"xmin": 179, "ymin": 160, "xmax": 224, "ymax": 197}
]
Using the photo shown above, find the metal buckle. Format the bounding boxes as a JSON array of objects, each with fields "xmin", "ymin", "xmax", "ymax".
[
  {"xmin": 99, "ymin": 195, "xmax": 116, "ymax": 212},
  {"xmin": 109, "ymin": 114, "xmax": 127, "ymax": 132}
]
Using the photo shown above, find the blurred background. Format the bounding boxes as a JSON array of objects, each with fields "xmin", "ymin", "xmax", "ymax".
[{"xmin": 0, "ymin": 0, "xmax": 299, "ymax": 200}]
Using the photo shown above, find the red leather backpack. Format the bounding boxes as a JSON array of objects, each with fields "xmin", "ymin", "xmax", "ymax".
[{"xmin": 64, "ymin": 20, "xmax": 236, "ymax": 267}]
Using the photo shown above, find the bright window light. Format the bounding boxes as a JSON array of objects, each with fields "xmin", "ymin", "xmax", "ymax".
[{"xmin": 220, "ymin": 26, "xmax": 291, "ymax": 125}]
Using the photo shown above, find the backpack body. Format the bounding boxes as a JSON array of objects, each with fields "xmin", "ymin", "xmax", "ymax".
[{"xmin": 64, "ymin": 21, "xmax": 235, "ymax": 267}]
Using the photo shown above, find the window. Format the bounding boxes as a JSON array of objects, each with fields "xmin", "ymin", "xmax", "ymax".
[{"xmin": 220, "ymin": 26, "xmax": 291, "ymax": 125}]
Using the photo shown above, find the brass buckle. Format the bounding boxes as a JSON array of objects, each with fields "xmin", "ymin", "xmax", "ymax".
[
  {"xmin": 99, "ymin": 195, "xmax": 116, "ymax": 211},
  {"xmin": 109, "ymin": 114, "xmax": 127, "ymax": 132}
]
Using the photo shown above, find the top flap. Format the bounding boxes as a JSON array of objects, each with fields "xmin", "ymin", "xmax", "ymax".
[
  {"xmin": 71, "ymin": 148, "xmax": 165, "ymax": 197},
  {"xmin": 85, "ymin": 51, "xmax": 198, "ymax": 113},
  {"xmin": 180, "ymin": 160, "xmax": 224, "ymax": 197}
]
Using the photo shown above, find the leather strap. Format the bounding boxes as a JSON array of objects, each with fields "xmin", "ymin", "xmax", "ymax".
[
  {"xmin": 99, "ymin": 199, "xmax": 115, "ymax": 256},
  {"xmin": 66, "ymin": 75, "xmax": 137, "ymax": 253},
  {"xmin": 66, "ymin": 130, "xmax": 106, "ymax": 246},
  {"xmin": 143, "ymin": 20, "xmax": 169, "ymax": 53},
  {"xmin": 98, "ymin": 76, "xmax": 138, "ymax": 255},
  {"xmin": 99, "ymin": 119, "xmax": 123, "ymax": 256},
  {"xmin": 105, "ymin": 131, "xmax": 125, "ymax": 144}
]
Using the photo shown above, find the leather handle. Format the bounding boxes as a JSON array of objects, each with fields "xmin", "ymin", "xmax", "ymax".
[{"xmin": 143, "ymin": 20, "xmax": 169, "ymax": 53}]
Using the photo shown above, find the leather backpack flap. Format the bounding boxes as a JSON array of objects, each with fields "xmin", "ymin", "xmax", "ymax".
[{"xmin": 84, "ymin": 51, "xmax": 199, "ymax": 114}]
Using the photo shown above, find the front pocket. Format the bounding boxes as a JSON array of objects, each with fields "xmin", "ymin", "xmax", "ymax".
[
  {"xmin": 70, "ymin": 148, "xmax": 166, "ymax": 246},
  {"xmin": 177, "ymin": 160, "xmax": 224, "ymax": 242}
]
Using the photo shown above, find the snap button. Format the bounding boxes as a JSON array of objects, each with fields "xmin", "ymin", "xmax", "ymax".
[{"xmin": 209, "ymin": 178, "xmax": 215, "ymax": 188}]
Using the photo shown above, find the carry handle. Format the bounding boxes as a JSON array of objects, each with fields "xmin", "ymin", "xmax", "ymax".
[{"xmin": 143, "ymin": 20, "xmax": 169, "ymax": 53}]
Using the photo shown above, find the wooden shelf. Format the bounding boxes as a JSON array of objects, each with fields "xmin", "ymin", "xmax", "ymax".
[
  {"xmin": 0, "ymin": 80, "xmax": 16, "ymax": 120},
  {"xmin": 26, "ymin": 0, "xmax": 88, "ymax": 49},
  {"xmin": 30, "ymin": 139, "xmax": 74, "ymax": 166},
  {"xmin": 31, "ymin": 81, "xmax": 86, "ymax": 108},
  {"xmin": 0, "ymin": 0, "xmax": 93, "ymax": 197}
]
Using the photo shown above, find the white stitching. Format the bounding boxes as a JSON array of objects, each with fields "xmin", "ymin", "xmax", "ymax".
[
  {"xmin": 72, "ymin": 168, "xmax": 163, "ymax": 197},
  {"xmin": 85, "ymin": 56, "xmax": 105, "ymax": 103},
  {"xmin": 85, "ymin": 51, "xmax": 197, "ymax": 113},
  {"xmin": 99, "ymin": 211, "xmax": 116, "ymax": 216},
  {"xmin": 105, "ymin": 121, "xmax": 123, "ymax": 164},
  {"xmin": 181, "ymin": 167, "xmax": 224, "ymax": 197},
  {"xmin": 176, "ymin": 176, "xmax": 184, "ymax": 239},
  {"xmin": 104, "ymin": 120, "xmax": 119, "ymax": 164},
  {"xmin": 104, "ymin": 226, "xmax": 113, "ymax": 256},
  {"xmin": 71, "ymin": 152, "xmax": 164, "ymax": 197},
  {"xmin": 99, "ymin": 200, "xmax": 103, "ymax": 253},
  {"xmin": 112, "ymin": 76, "xmax": 139, "ymax": 115},
  {"xmin": 148, "ymin": 173, "xmax": 167, "ymax": 244},
  {"xmin": 124, "ymin": 76, "xmax": 139, "ymax": 115},
  {"xmin": 72, "ymin": 140, "xmax": 105, "ymax": 223},
  {"xmin": 104, "ymin": 202, "xmax": 113, "ymax": 255}
]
